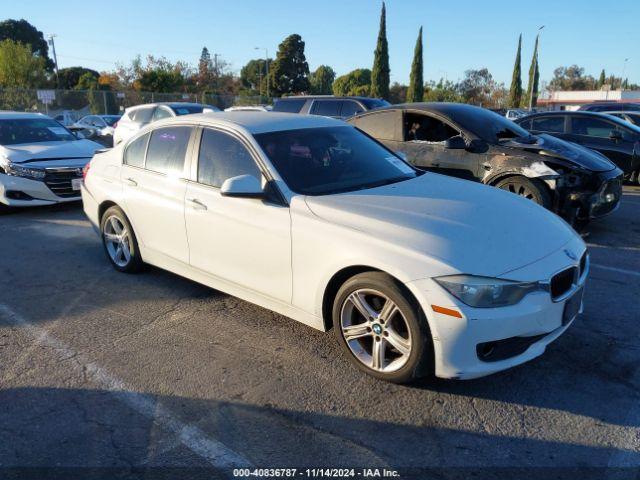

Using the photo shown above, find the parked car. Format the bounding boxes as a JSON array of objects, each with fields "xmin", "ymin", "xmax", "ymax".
[
  {"xmin": 82, "ymin": 111, "xmax": 588, "ymax": 383},
  {"xmin": 578, "ymin": 102, "xmax": 640, "ymax": 112},
  {"xmin": 71, "ymin": 115, "xmax": 121, "ymax": 147},
  {"xmin": 603, "ymin": 111, "xmax": 640, "ymax": 127},
  {"xmin": 52, "ymin": 110, "xmax": 79, "ymax": 127},
  {"xmin": 224, "ymin": 105, "xmax": 272, "ymax": 112},
  {"xmin": 515, "ymin": 110, "xmax": 640, "ymax": 183},
  {"xmin": 272, "ymin": 96, "xmax": 390, "ymax": 119},
  {"xmin": 0, "ymin": 112, "xmax": 102, "ymax": 209},
  {"xmin": 113, "ymin": 102, "xmax": 220, "ymax": 145},
  {"xmin": 348, "ymin": 103, "xmax": 623, "ymax": 225},
  {"xmin": 505, "ymin": 108, "xmax": 528, "ymax": 120}
]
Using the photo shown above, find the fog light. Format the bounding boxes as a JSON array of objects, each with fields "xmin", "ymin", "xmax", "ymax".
[{"xmin": 6, "ymin": 190, "xmax": 33, "ymax": 200}]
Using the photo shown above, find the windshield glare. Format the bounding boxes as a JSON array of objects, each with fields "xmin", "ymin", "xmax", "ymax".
[
  {"xmin": 255, "ymin": 126, "xmax": 418, "ymax": 195},
  {"xmin": 0, "ymin": 118, "xmax": 76, "ymax": 145}
]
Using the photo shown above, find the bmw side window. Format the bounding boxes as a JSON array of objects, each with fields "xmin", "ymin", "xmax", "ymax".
[
  {"xmin": 571, "ymin": 117, "xmax": 616, "ymax": 138},
  {"xmin": 531, "ymin": 116, "xmax": 564, "ymax": 133},
  {"xmin": 123, "ymin": 133, "xmax": 150, "ymax": 168},
  {"xmin": 197, "ymin": 128, "xmax": 261, "ymax": 188},
  {"xmin": 145, "ymin": 126, "xmax": 192, "ymax": 176}
]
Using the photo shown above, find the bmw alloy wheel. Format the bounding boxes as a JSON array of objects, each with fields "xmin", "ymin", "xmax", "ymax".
[
  {"xmin": 340, "ymin": 288, "xmax": 412, "ymax": 373},
  {"xmin": 102, "ymin": 215, "xmax": 132, "ymax": 268}
]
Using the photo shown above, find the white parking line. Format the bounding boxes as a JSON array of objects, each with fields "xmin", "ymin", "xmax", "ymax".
[
  {"xmin": 591, "ymin": 263, "xmax": 640, "ymax": 278},
  {"xmin": 0, "ymin": 303, "xmax": 251, "ymax": 470}
]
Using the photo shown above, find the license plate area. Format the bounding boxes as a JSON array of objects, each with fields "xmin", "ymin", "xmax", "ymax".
[
  {"xmin": 563, "ymin": 287, "xmax": 583, "ymax": 325},
  {"xmin": 71, "ymin": 178, "xmax": 83, "ymax": 191}
]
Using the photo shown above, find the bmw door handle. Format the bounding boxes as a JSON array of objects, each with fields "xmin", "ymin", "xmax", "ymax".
[
  {"xmin": 124, "ymin": 177, "xmax": 138, "ymax": 187},
  {"xmin": 187, "ymin": 198, "xmax": 207, "ymax": 210}
]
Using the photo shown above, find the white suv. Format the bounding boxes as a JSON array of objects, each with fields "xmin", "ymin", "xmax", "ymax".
[{"xmin": 113, "ymin": 103, "xmax": 219, "ymax": 145}]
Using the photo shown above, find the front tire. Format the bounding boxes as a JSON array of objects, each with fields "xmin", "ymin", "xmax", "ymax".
[
  {"xmin": 332, "ymin": 272, "xmax": 433, "ymax": 383},
  {"xmin": 100, "ymin": 206, "xmax": 143, "ymax": 273},
  {"xmin": 495, "ymin": 176, "xmax": 552, "ymax": 209}
]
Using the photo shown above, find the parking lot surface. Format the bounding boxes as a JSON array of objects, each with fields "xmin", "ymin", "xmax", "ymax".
[{"xmin": 0, "ymin": 187, "xmax": 639, "ymax": 479}]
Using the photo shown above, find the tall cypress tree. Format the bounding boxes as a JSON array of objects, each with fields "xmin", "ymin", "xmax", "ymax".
[
  {"xmin": 406, "ymin": 26, "xmax": 423, "ymax": 103},
  {"xmin": 598, "ymin": 69, "xmax": 606, "ymax": 89},
  {"xmin": 370, "ymin": 2, "xmax": 390, "ymax": 100},
  {"xmin": 524, "ymin": 35, "xmax": 540, "ymax": 108},
  {"xmin": 507, "ymin": 34, "xmax": 522, "ymax": 108}
]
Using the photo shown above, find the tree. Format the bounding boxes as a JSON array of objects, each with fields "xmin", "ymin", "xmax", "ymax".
[
  {"xmin": 0, "ymin": 39, "xmax": 46, "ymax": 88},
  {"xmin": 423, "ymin": 78, "xmax": 462, "ymax": 103},
  {"xmin": 370, "ymin": 2, "xmax": 390, "ymax": 100},
  {"xmin": 195, "ymin": 46, "xmax": 215, "ymax": 91},
  {"xmin": 136, "ymin": 69, "xmax": 184, "ymax": 93},
  {"xmin": 458, "ymin": 68, "xmax": 500, "ymax": 106},
  {"xmin": 332, "ymin": 68, "xmax": 371, "ymax": 96},
  {"xmin": 389, "ymin": 82, "xmax": 408, "ymax": 104},
  {"xmin": 269, "ymin": 34, "xmax": 310, "ymax": 96},
  {"xmin": 0, "ymin": 19, "xmax": 53, "ymax": 70},
  {"xmin": 240, "ymin": 58, "xmax": 271, "ymax": 93},
  {"xmin": 310, "ymin": 65, "xmax": 336, "ymax": 95},
  {"xmin": 406, "ymin": 27, "xmax": 423, "ymax": 103},
  {"xmin": 507, "ymin": 34, "xmax": 522, "ymax": 108},
  {"xmin": 548, "ymin": 65, "xmax": 596, "ymax": 91},
  {"xmin": 58, "ymin": 67, "xmax": 100, "ymax": 90},
  {"xmin": 524, "ymin": 35, "xmax": 540, "ymax": 108},
  {"xmin": 597, "ymin": 69, "xmax": 606, "ymax": 89}
]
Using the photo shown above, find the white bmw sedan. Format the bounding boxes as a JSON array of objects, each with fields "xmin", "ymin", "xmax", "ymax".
[
  {"xmin": 0, "ymin": 112, "xmax": 102, "ymax": 209},
  {"xmin": 82, "ymin": 112, "xmax": 588, "ymax": 383}
]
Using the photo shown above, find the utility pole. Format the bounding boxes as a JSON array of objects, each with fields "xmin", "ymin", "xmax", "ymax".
[
  {"xmin": 529, "ymin": 25, "xmax": 545, "ymax": 111},
  {"xmin": 622, "ymin": 58, "xmax": 629, "ymax": 90},
  {"xmin": 213, "ymin": 53, "xmax": 220, "ymax": 96},
  {"xmin": 255, "ymin": 47, "xmax": 269, "ymax": 100},
  {"xmin": 48, "ymin": 34, "xmax": 60, "ymax": 88}
]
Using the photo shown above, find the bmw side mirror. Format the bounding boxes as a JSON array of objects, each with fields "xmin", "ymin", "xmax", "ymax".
[
  {"xmin": 445, "ymin": 135, "xmax": 466, "ymax": 150},
  {"xmin": 220, "ymin": 175, "xmax": 264, "ymax": 199}
]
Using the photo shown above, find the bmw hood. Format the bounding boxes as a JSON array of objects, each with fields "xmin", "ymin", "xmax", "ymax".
[
  {"xmin": 0, "ymin": 139, "xmax": 102, "ymax": 164},
  {"xmin": 499, "ymin": 133, "xmax": 616, "ymax": 172},
  {"xmin": 304, "ymin": 173, "xmax": 580, "ymax": 277}
]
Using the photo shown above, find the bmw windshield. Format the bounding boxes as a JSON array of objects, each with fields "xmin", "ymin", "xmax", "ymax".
[
  {"xmin": 0, "ymin": 118, "xmax": 76, "ymax": 145},
  {"xmin": 255, "ymin": 126, "xmax": 419, "ymax": 195}
]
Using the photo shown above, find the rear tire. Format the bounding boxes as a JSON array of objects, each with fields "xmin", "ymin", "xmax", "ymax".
[
  {"xmin": 100, "ymin": 206, "xmax": 144, "ymax": 273},
  {"xmin": 495, "ymin": 176, "xmax": 552, "ymax": 209},
  {"xmin": 332, "ymin": 271, "xmax": 434, "ymax": 383}
]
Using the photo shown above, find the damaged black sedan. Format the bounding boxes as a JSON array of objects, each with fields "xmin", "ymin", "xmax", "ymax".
[{"xmin": 348, "ymin": 103, "xmax": 623, "ymax": 225}]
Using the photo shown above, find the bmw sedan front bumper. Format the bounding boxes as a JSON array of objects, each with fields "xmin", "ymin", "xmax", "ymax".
[{"xmin": 405, "ymin": 237, "xmax": 588, "ymax": 379}]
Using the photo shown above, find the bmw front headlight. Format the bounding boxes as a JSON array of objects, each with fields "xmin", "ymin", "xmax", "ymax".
[
  {"xmin": 434, "ymin": 275, "xmax": 542, "ymax": 308},
  {"xmin": 0, "ymin": 157, "xmax": 46, "ymax": 180}
]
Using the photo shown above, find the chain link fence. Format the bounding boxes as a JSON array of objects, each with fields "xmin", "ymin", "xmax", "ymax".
[{"xmin": 0, "ymin": 88, "xmax": 264, "ymax": 122}]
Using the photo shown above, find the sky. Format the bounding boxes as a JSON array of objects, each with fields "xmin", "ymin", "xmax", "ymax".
[{"xmin": 3, "ymin": 0, "xmax": 639, "ymax": 87}]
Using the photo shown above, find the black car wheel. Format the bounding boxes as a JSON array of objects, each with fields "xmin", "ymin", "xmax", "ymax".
[{"xmin": 495, "ymin": 176, "xmax": 552, "ymax": 209}]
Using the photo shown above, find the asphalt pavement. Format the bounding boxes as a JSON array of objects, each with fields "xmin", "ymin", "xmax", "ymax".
[{"xmin": 0, "ymin": 186, "xmax": 638, "ymax": 480}]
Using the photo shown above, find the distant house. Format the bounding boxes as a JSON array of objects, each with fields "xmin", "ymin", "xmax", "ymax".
[{"xmin": 537, "ymin": 90, "xmax": 640, "ymax": 111}]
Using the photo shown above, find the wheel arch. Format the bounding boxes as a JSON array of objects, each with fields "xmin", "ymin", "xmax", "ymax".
[
  {"xmin": 321, "ymin": 265, "xmax": 426, "ymax": 332},
  {"xmin": 98, "ymin": 200, "xmax": 119, "ymax": 223}
]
